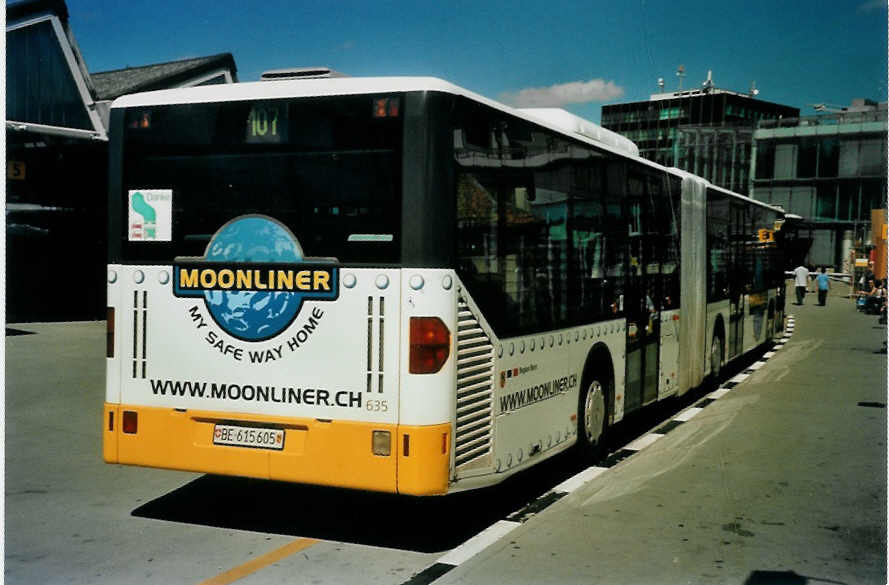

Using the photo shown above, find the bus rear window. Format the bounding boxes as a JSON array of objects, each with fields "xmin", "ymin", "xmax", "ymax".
[{"xmin": 117, "ymin": 95, "xmax": 402, "ymax": 264}]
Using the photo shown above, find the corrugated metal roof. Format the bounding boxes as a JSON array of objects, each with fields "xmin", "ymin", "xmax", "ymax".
[{"xmin": 91, "ymin": 53, "xmax": 237, "ymax": 100}]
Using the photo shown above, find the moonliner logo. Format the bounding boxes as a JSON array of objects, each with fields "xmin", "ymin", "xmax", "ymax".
[{"xmin": 173, "ymin": 215, "xmax": 338, "ymax": 342}]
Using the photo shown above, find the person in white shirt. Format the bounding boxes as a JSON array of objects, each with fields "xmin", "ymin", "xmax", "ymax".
[{"xmin": 793, "ymin": 264, "xmax": 810, "ymax": 305}]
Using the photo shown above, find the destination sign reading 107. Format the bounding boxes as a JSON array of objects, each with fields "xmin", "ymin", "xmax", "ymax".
[{"xmin": 246, "ymin": 104, "xmax": 287, "ymax": 143}]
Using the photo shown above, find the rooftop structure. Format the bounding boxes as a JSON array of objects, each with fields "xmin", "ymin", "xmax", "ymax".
[
  {"xmin": 91, "ymin": 54, "xmax": 238, "ymax": 101},
  {"xmin": 601, "ymin": 70, "xmax": 799, "ymax": 194}
]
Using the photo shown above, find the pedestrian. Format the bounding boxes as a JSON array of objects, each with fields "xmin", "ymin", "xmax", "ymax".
[
  {"xmin": 867, "ymin": 279, "xmax": 886, "ymax": 315},
  {"xmin": 816, "ymin": 267, "xmax": 830, "ymax": 306},
  {"xmin": 792, "ymin": 263, "xmax": 809, "ymax": 305},
  {"xmin": 859, "ymin": 261, "xmax": 876, "ymax": 295}
]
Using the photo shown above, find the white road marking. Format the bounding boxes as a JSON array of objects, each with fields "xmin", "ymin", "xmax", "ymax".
[
  {"xmin": 674, "ymin": 407, "xmax": 703, "ymax": 422},
  {"xmin": 763, "ymin": 351, "xmax": 776, "ymax": 358},
  {"xmin": 625, "ymin": 433, "xmax": 664, "ymax": 451},
  {"xmin": 730, "ymin": 373, "xmax": 750, "ymax": 383},
  {"xmin": 437, "ymin": 520, "xmax": 520, "ymax": 566},
  {"xmin": 748, "ymin": 361, "xmax": 766, "ymax": 370},
  {"xmin": 553, "ymin": 466, "xmax": 609, "ymax": 494},
  {"xmin": 709, "ymin": 388, "xmax": 731, "ymax": 399}
]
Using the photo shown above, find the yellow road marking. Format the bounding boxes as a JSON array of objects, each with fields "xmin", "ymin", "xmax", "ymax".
[{"xmin": 198, "ymin": 538, "xmax": 319, "ymax": 585}]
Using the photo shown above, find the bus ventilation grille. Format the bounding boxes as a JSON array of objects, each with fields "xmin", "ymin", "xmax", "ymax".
[{"xmin": 455, "ymin": 296, "xmax": 495, "ymax": 469}]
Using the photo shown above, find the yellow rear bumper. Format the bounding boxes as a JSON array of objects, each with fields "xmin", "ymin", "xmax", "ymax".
[{"xmin": 103, "ymin": 403, "xmax": 450, "ymax": 495}]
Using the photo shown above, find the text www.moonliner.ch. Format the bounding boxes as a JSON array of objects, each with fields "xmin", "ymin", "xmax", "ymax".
[
  {"xmin": 499, "ymin": 374, "xmax": 578, "ymax": 412},
  {"xmin": 150, "ymin": 379, "xmax": 362, "ymax": 408}
]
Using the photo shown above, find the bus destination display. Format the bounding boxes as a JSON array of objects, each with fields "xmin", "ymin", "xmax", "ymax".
[{"xmin": 246, "ymin": 104, "xmax": 287, "ymax": 144}]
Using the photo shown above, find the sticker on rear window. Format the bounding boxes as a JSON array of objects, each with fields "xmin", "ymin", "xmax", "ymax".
[{"xmin": 128, "ymin": 189, "xmax": 172, "ymax": 241}]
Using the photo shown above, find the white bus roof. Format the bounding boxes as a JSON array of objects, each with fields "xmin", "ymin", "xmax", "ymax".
[
  {"xmin": 110, "ymin": 76, "xmax": 640, "ymax": 158},
  {"xmin": 110, "ymin": 76, "xmax": 463, "ymax": 108},
  {"xmin": 108, "ymin": 75, "xmax": 783, "ymax": 215}
]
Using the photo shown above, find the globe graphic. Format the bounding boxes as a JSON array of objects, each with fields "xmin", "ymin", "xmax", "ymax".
[{"xmin": 203, "ymin": 216, "xmax": 304, "ymax": 341}]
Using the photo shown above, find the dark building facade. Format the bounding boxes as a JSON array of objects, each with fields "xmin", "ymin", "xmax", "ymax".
[
  {"xmin": 6, "ymin": 0, "xmax": 237, "ymax": 322},
  {"xmin": 601, "ymin": 82, "xmax": 799, "ymax": 194}
]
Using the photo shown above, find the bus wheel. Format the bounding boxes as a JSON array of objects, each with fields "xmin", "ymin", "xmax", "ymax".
[
  {"xmin": 578, "ymin": 378, "xmax": 607, "ymax": 461},
  {"xmin": 710, "ymin": 334, "xmax": 724, "ymax": 381}
]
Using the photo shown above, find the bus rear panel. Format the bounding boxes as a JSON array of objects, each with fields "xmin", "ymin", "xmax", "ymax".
[{"xmin": 104, "ymin": 90, "xmax": 457, "ymax": 495}]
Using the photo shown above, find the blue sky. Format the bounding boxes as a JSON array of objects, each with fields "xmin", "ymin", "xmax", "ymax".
[{"xmin": 62, "ymin": 0, "xmax": 887, "ymax": 123}]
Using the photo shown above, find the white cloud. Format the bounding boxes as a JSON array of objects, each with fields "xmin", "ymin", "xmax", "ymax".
[
  {"xmin": 857, "ymin": 0, "xmax": 885, "ymax": 12},
  {"xmin": 500, "ymin": 79, "xmax": 625, "ymax": 107}
]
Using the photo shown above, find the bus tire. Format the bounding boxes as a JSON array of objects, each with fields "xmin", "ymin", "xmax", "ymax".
[
  {"xmin": 577, "ymin": 375, "xmax": 608, "ymax": 462},
  {"xmin": 710, "ymin": 333, "xmax": 724, "ymax": 382}
]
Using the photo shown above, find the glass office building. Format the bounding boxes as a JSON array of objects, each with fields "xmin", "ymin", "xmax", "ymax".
[
  {"xmin": 750, "ymin": 100, "xmax": 888, "ymax": 269},
  {"xmin": 602, "ymin": 85, "xmax": 799, "ymax": 194}
]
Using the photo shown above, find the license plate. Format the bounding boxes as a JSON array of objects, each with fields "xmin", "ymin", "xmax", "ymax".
[{"xmin": 213, "ymin": 424, "xmax": 285, "ymax": 450}]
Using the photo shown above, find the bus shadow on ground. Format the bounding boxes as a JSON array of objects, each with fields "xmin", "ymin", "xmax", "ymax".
[
  {"xmin": 132, "ymin": 343, "xmax": 773, "ymax": 553},
  {"xmin": 131, "ymin": 449, "xmax": 583, "ymax": 553},
  {"xmin": 6, "ymin": 328, "xmax": 36, "ymax": 336}
]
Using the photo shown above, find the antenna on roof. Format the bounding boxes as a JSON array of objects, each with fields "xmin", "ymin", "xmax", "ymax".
[
  {"xmin": 676, "ymin": 65, "xmax": 686, "ymax": 90},
  {"xmin": 657, "ymin": 77, "xmax": 665, "ymax": 91},
  {"xmin": 749, "ymin": 81, "xmax": 759, "ymax": 97},
  {"xmin": 701, "ymin": 70, "xmax": 714, "ymax": 91}
]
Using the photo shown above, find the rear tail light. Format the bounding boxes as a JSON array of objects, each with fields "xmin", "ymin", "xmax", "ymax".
[
  {"xmin": 409, "ymin": 317, "xmax": 450, "ymax": 374},
  {"xmin": 122, "ymin": 411, "xmax": 138, "ymax": 434},
  {"xmin": 106, "ymin": 307, "xmax": 115, "ymax": 358}
]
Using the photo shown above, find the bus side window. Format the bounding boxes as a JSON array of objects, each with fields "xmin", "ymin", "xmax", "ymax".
[
  {"xmin": 707, "ymin": 190, "xmax": 730, "ymax": 302},
  {"xmin": 603, "ymin": 161, "xmax": 627, "ymax": 317},
  {"xmin": 456, "ymin": 172, "xmax": 503, "ymax": 326},
  {"xmin": 503, "ymin": 178, "xmax": 551, "ymax": 332},
  {"xmin": 661, "ymin": 174, "xmax": 682, "ymax": 309},
  {"xmin": 571, "ymin": 167, "xmax": 607, "ymax": 322}
]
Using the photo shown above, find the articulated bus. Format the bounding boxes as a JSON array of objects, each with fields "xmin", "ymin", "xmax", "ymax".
[{"xmin": 103, "ymin": 76, "xmax": 786, "ymax": 495}]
